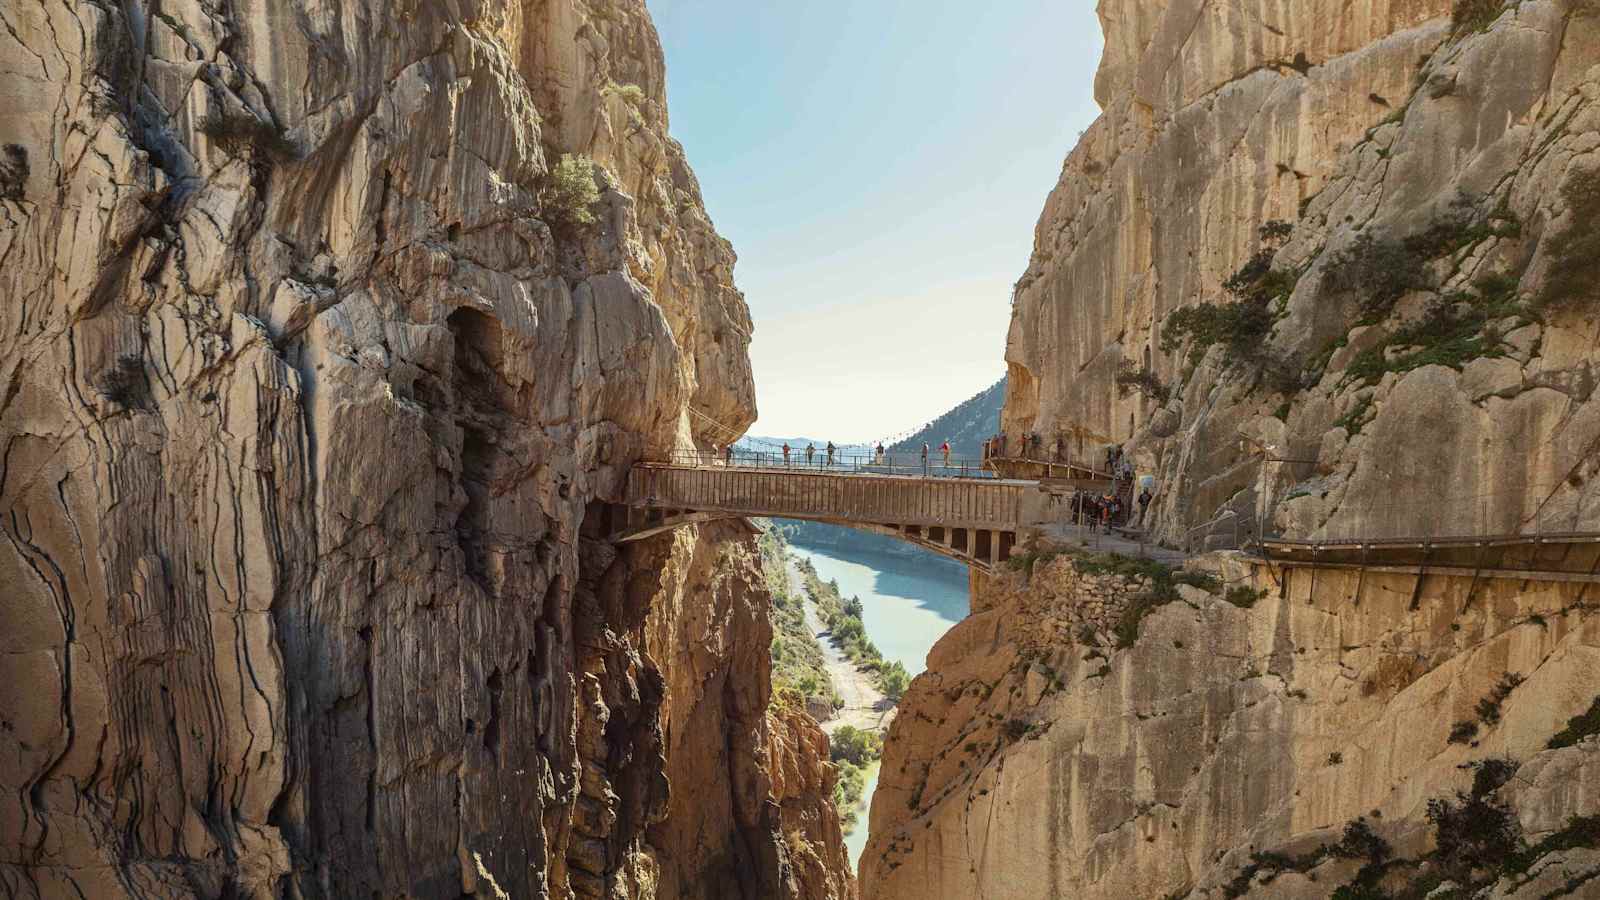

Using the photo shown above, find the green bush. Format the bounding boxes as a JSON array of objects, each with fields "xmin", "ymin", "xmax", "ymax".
[
  {"xmin": 198, "ymin": 109, "xmax": 298, "ymax": 162},
  {"xmin": 1338, "ymin": 275, "xmax": 1532, "ymax": 388},
  {"xmin": 97, "ymin": 355, "xmax": 150, "ymax": 409},
  {"xmin": 1452, "ymin": 0, "xmax": 1504, "ymax": 33},
  {"xmin": 1323, "ymin": 232, "xmax": 1429, "ymax": 321},
  {"xmin": 1332, "ymin": 817, "xmax": 1391, "ymax": 865},
  {"xmin": 1114, "ymin": 360, "xmax": 1170, "ymax": 403},
  {"xmin": 1427, "ymin": 789, "xmax": 1521, "ymax": 878},
  {"xmin": 603, "ymin": 81, "xmax": 647, "ymax": 104},
  {"xmin": 830, "ymin": 725, "xmax": 884, "ymax": 766},
  {"xmin": 1224, "ymin": 585, "xmax": 1267, "ymax": 609},
  {"xmin": 880, "ymin": 661, "xmax": 910, "ymax": 701},
  {"xmin": 1540, "ymin": 167, "xmax": 1600, "ymax": 312},
  {"xmin": 1161, "ymin": 221, "xmax": 1299, "ymax": 373},
  {"xmin": 1448, "ymin": 720, "xmax": 1480, "ymax": 745},
  {"xmin": 0, "ymin": 144, "xmax": 28, "ymax": 201},
  {"xmin": 1162, "ymin": 297, "xmax": 1276, "ymax": 368},
  {"xmin": 1547, "ymin": 695, "xmax": 1600, "ymax": 749},
  {"xmin": 1474, "ymin": 672, "xmax": 1523, "ymax": 727},
  {"xmin": 542, "ymin": 153, "xmax": 601, "ymax": 230}
]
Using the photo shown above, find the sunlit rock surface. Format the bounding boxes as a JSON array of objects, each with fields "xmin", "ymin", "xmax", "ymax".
[
  {"xmin": 862, "ymin": 554, "xmax": 1600, "ymax": 899},
  {"xmin": 1003, "ymin": 0, "xmax": 1600, "ymax": 545},
  {"xmin": 0, "ymin": 1, "xmax": 844, "ymax": 897}
]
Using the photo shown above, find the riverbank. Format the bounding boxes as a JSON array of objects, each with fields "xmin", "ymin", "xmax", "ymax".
[
  {"xmin": 792, "ymin": 558, "xmax": 895, "ymax": 736},
  {"xmin": 786, "ymin": 534, "xmax": 971, "ymax": 871}
]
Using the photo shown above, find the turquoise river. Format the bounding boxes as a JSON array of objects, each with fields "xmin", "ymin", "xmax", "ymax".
[{"xmin": 787, "ymin": 540, "xmax": 969, "ymax": 872}]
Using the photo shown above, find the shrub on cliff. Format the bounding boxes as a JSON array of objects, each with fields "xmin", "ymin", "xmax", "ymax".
[
  {"xmin": 830, "ymin": 725, "xmax": 883, "ymax": 766},
  {"xmin": 97, "ymin": 355, "xmax": 151, "ymax": 410},
  {"xmin": 1540, "ymin": 167, "xmax": 1600, "ymax": 312},
  {"xmin": 1547, "ymin": 695, "xmax": 1600, "ymax": 749},
  {"xmin": 1114, "ymin": 360, "xmax": 1170, "ymax": 403},
  {"xmin": 198, "ymin": 109, "xmax": 298, "ymax": 162},
  {"xmin": 880, "ymin": 660, "xmax": 910, "ymax": 701},
  {"xmin": 1452, "ymin": 0, "xmax": 1504, "ymax": 33},
  {"xmin": 542, "ymin": 154, "xmax": 601, "ymax": 230}
]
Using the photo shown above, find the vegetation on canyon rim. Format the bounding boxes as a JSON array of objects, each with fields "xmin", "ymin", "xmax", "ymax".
[
  {"xmin": 541, "ymin": 153, "xmax": 602, "ymax": 230},
  {"xmin": 831, "ymin": 725, "xmax": 884, "ymax": 833},
  {"xmin": 762, "ymin": 527, "xmax": 841, "ymax": 712}
]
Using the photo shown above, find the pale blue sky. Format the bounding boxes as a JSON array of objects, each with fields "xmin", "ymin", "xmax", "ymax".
[{"xmin": 649, "ymin": 1, "xmax": 1104, "ymax": 441}]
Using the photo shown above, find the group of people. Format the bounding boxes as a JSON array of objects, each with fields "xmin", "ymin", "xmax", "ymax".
[
  {"xmin": 708, "ymin": 438, "xmax": 958, "ymax": 477},
  {"xmin": 980, "ymin": 431, "xmax": 1081, "ymax": 466},
  {"xmin": 982, "ymin": 432, "xmax": 1046, "ymax": 461},
  {"xmin": 1072, "ymin": 483, "xmax": 1155, "ymax": 532}
]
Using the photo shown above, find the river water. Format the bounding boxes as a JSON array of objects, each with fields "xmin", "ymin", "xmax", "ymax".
[{"xmin": 787, "ymin": 541, "xmax": 969, "ymax": 872}]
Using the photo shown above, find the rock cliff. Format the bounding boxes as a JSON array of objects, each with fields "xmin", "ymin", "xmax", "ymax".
[
  {"xmin": 0, "ymin": 1, "xmax": 845, "ymax": 898},
  {"xmin": 1003, "ymin": 0, "xmax": 1600, "ymax": 544},
  {"xmin": 862, "ymin": 551, "xmax": 1600, "ymax": 898}
]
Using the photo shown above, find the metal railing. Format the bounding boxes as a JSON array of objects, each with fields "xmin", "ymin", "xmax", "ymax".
[
  {"xmin": 1256, "ymin": 482, "xmax": 1596, "ymax": 546},
  {"xmin": 651, "ymin": 447, "xmax": 998, "ymax": 480}
]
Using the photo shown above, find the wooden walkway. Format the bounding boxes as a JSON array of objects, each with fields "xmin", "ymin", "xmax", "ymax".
[
  {"xmin": 1257, "ymin": 533, "xmax": 1600, "ymax": 585},
  {"xmin": 615, "ymin": 463, "xmax": 1030, "ymax": 570}
]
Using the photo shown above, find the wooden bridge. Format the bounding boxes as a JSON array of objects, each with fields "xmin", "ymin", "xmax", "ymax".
[{"xmin": 612, "ymin": 463, "xmax": 1034, "ymax": 570}]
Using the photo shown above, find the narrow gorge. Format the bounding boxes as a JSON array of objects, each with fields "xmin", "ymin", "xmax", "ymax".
[{"xmin": 4, "ymin": 1, "xmax": 1600, "ymax": 899}]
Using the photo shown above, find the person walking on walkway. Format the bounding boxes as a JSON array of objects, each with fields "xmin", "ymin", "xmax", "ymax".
[
  {"xmin": 725, "ymin": 443, "xmax": 734, "ymax": 465},
  {"xmin": 826, "ymin": 441, "xmax": 836, "ymax": 467},
  {"xmin": 1138, "ymin": 487, "xmax": 1154, "ymax": 527},
  {"xmin": 921, "ymin": 442, "xmax": 930, "ymax": 476},
  {"xmin": 875, "ymin": 443, "xmax": 885, "ymax": 465},
  {"xmin": 940, "ymin": 440, "xmax": 951, "ymax": 470},
  {"xmin": 782, "ymin": 443, "xmax": 791, "ymax": 467}
]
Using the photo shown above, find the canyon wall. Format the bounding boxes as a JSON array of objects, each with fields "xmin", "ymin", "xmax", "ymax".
[
  {"xmin": 1003, "ymin": 0, "xmax": 1600, "ymax": 544},
  {"xmin": 863, "ymin": 552, "xmax": 1600, "ymax": 898},
  {"xmin": 0, "ymin": 1, "xmax": 845, "ymax": 898}
]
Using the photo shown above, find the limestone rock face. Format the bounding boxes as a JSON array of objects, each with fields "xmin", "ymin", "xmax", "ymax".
[
  {"xmin": 861, "ymin": 554, "xmax": 1600, "ymax": 899},
  {"xmin": 1004, "ymin": 0, "xmax": 1600, "ymax": 544},
  {"xmin": 0, "ymin": 2, "xmax": 843, "ymax": 898}
]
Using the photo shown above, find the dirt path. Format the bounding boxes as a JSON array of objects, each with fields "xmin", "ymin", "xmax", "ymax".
[{"xmin": 789, "ymin": 558, "xmax": 894, "ymax": 736}]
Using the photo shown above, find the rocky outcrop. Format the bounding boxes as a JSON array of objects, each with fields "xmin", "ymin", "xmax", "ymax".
[
  {"xmin": 1003, "ymin": 0, "xmax": 1600, "ymax": 545},
  {"xmin": 862, "ymin": 551, "xmax": 1600, "ymax": 898},
  {"xmin": 0, "ymin": 1, "xmax": 845, "ymax": 898}
]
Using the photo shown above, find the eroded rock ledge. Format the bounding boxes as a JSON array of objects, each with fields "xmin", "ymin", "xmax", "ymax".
[{"xmin": 862, "ymin": 549, "xmax": 1600, "ymax": 899}]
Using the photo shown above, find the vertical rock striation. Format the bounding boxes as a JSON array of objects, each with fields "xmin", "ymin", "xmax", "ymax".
[
  {"xmin": 863, "ymin": 553, "xmax": 1600, "ymax": 899},
  {"xmin": 0, "ymin": 2, "xmax": 843, "ymax": 898},
  {"xmin": 1004, "ymin": 0, "xmax": 1600, "ymax": 544}
]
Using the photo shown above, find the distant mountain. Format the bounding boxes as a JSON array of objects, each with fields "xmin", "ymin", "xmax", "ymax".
[{"xmin": 890, "ymin": 377, "xmax": 1006, "ymax": 459}]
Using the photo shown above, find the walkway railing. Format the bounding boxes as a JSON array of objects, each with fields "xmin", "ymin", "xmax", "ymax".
[
  {"xmin": 657, "ymin": 448, "xmax": 996, "ymax": 480},
  {"xmin": 626, "ymin": 462, "xmax": 1027, "ymax": 531}
]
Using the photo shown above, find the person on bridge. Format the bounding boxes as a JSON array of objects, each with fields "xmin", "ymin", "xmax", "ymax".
[
  {"xmin": 806, "ymin": 442, "xmax": 815, "ymax": 465},
  {"xmin": 725, "ymin": 443, "xmax": 734, "ymax": 465},
  {"xmin": 940, "ymin": 440, "xmax": 951, "ymax": 469},
  {"xmin": 783, "ymin": 443, "xmax": 791, "ymax": 466},
  {"xmin": 1138, "ymin": 487, "xmax": 1154, "ymax": 526},
  {"xmin": 921, "ymin": 442, "xmax": 930, "ymax": 476},
  {"xmin": 826, "ymin": 441, "xmax": 836, "ymax": 466},
  {"xmin": 875, "ymin": 443, "xmax": 885, "ymax": 465}
]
